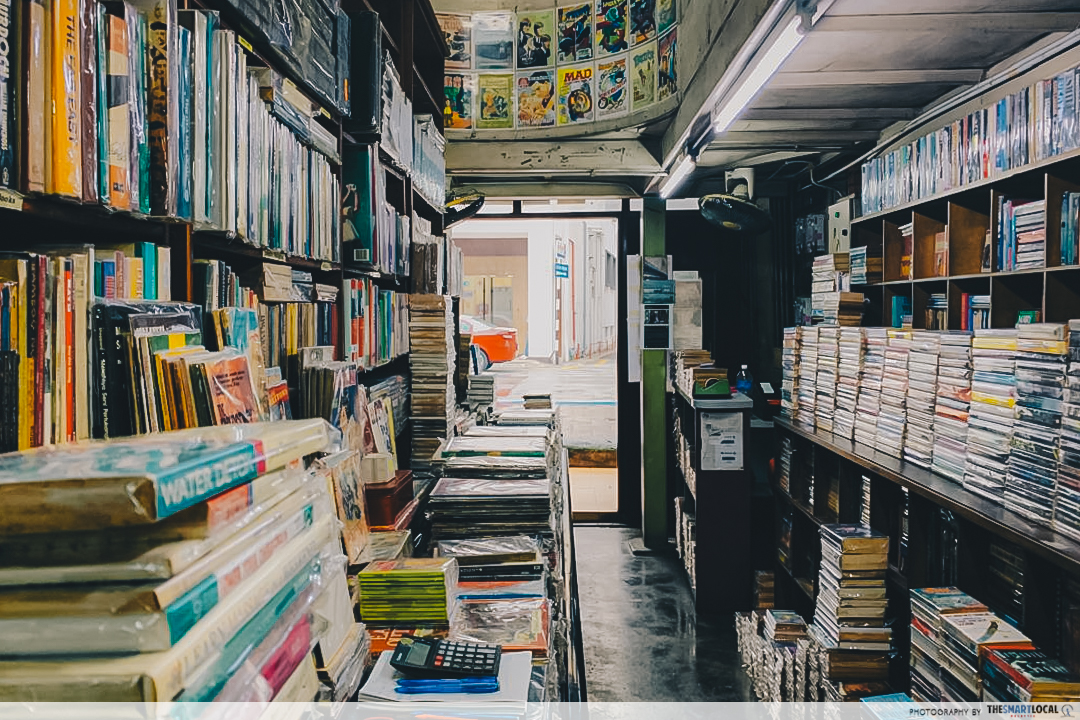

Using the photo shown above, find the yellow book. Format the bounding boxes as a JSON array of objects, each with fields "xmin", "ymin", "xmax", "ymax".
[
  {"xmin": 126, "ymin": 257, "xmax": 143, "ymax": 299},
  {"xmin": 50, "ymin": 0, "xmax": 82, "ymax": 197}
]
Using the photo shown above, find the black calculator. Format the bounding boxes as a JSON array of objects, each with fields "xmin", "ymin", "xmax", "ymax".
[{"xmin": 389, "ymin": 635, "xmax": 502, "ymax": 678}]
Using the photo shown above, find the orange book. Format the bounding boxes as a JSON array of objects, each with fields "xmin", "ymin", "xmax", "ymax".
[
  {"xmin": 50, "ymin": 0, "xmax": 82, "ymax": 197},
  {"xmin": 205, "ymin": 352, "xmax": 260, "ymax": 425}
]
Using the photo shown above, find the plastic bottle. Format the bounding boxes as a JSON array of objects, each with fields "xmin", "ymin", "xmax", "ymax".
[{"xmin": 735, "ymin": 364, "xmax": 753, "ymax": 396}]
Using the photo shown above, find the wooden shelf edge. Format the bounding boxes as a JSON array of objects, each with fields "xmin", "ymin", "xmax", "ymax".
[{"xmin": 774, "ymin": 417, "xmax": 1080, "ymax": 573}]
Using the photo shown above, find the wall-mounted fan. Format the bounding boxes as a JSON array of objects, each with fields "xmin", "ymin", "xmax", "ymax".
[
  {"xmin": 699, "ymin": 168, "xmax": 771, "ymax": 235},
  {"xmin": 446, "ymin": 188, "xmax": 486, "ymax": 228}
]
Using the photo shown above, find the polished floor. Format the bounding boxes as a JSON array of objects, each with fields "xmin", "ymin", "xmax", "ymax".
[{"xmin": 574, "ymin": 525, "xmax": 753, "ymax": 701}]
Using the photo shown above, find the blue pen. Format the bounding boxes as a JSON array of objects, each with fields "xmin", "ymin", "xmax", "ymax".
[{"xmin": 395, "ymin": 678, "xmax": 500, "ymax": 694}]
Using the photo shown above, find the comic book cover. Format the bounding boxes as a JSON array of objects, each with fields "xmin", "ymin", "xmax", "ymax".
[
  {"xmin": 437, "ymin": 14, "xmax": 473, "ymax": 70},
  {"xmin": 629, "ymin": 0, "xmax": 656, "ymax": 45},
  {"xmin": 477, "ymin": 73, "xmax": 514, "ymax": 129},
  {"xmin": 444, "ymin": 73, "xmax": 475, "ymax": 130},
  {"xmin": 597, "ymin": 56, "xmax": 628, "ymax": 119},
  {"xmin": 658, "ymin": 28, "xmax": 678, "ymax": 101},
  {"xmin": 595, "ymin": 0, "xmax": 628, "ymax": 57},
  {"xmin": 631, "ymin": 41, "xmax": 657, "ymax": 111},
  {"xmin": 557, "ymin": 3, "xmax": 593, "ymax": 64},
  {"xmin": 517, "ymin": 71, "xmax": 556, "ymax": 128},
  {"xmin": 516, "ymin": 11, "xmax": 554, "ymax": 69},
  {"xmin": 558, "ymin": 64, "xmax": 595, "ymax": 126},
  {"xmin": 657, "ymin": 0, "xmax": 675, "ymax": 35},
  {"xmin": 474, "ymin": 12, "xmax": 515, "ymax": 69}
]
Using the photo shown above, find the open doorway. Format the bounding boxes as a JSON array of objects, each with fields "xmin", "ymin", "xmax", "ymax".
[{"xmin": 451, "ymin": 207, "xmax": 620, "ymax": 517}]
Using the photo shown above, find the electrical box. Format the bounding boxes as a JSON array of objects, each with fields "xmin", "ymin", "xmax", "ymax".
[{"xmin": 828, "ymin": 195, "xmax": 858, "ymax": 253}]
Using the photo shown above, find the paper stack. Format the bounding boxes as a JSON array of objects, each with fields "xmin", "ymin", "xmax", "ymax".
[
  {"xmin": 781, "ymin": 328, "xmax": 802, "ymax": 423},
  {"xmin": 834, "ymin": 327, "xmax": 865, "ymax": 440},
  {"xmin": 797, "ymin": 326, "xmax": 820, "ymax": 431},
  {"xmin": 932, "ymin": 332, "xmax": 974, "ymax": 484},
  {"xmin": 855, "ymin": 328, "xmax": 888, "ymax": 447},
  {"xmin": 875, "ymin": 330, "xmax": 912, "ymax": 459},
  {"xmin": 816, "ymin": 326, "xmax": 841, "ymax": 433},
  {"xmin": 964, "ymin": 328, "xmax": 1018, "ymax": 502},
  {"xmin": 904, "ymin": 331, "xmax": 941, "ymax": 469}
]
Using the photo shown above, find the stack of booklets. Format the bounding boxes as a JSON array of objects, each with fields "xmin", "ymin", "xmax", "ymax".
[
  {"xmin": 964, "ymin": 328, "xmax": 1018, "ymax": 502},
  {"xmin": 0, "ymin": 420, "xmax": 342, "ymax": 701},
  {"xmin": 451, "ymin": 597, "xmax": 552, "ymax": 658},
  {"xmin": 855, "ymin": 328, "xmax": 888, "ymax": 448},
  {"xmin": 1006, "ymin": 323, "xmax": 1068, "ymax": 526},
  {"xmin": 815, "ymin": 326, "xmax": 840, "ymax": 433},
  {"xmin": 926, "ymin": 293, "xmax": 948, "ymax": 330},
  {"xmin": 356, "ymin": 558, "xmax": 458, "ymax": 626},
  {"xmin": 1057, "ymin": 320, "xmax": 1080, "ymax": 541},
  {"xmin": 764, "ymin": 610, "xmax": 807, "ymax": 643},
  {"xmin": 810, "ymin": 253, "xmax": 850, "ymax": 322},
  {"xmin": 899, "ymin": 222, "xmax": 914, "ymax": 279},
  {"xmin": 849, "ymin": 246, "xmax": 883, "ymax": 285},
  {"xmin": 409, "ymin": 295, "xmax": 457, "ymax": 476},
  {"xmin": 1061, "ymin": 191, "xmax": 1080, "ymax": 266},
  {"xmin": 796, "ymin": 326, "xmax": 819, "ymax": 431},
  {"xmin": 436, "ymin": 536, "xmax": 545, "ymax": 584},
  {"xmin": 808, "ymin": 524, "xmax": 891, "ymax": 682},
  {"xmin": 427, "ymin": 477, "xmax": 553, "ymax": 541},
  {"xmin": 674, "ymin": 349, "xmax": 715, "ymax": 397},
  {"xmin": 960, "ymin": 294, "xmax": 992, "ymax": 331},
  {"xmin": 467, "ymin": 373, "xmax": 496, "ymax": 408},
  {"xmin": 821, "ymin": 292, "xmax": 866, "ymax": 326},
  {"xmin": 833, "ymin": 327, "xmax": 866, "ymax": 439},
  {"xmin": 904, "ymin": 331, "xmax": 941, "ymax": 469},
  {"xmin": 908, "ymin": 587, "xmax": 989, "ymax": 701},
  {"xmin": 781, "ymin": 328, "xmax": 801, "ymax": 422},
  {"xmin": 932, "ymin": 332, "xmax": 974, "ymax": 484},
  {"xmin": 999, "ymin": 199, "xmax": 1046, "ymax": 271},
  {"xmin": 875, "ymin": 330, "xmax": 912, "ymax": 459},
  {"xmin": 982, "ymin": 646, "xmax": 1080, "ymax": 702},
  {"xmin": 939, "ymin": 612, "xmax": 1032, "ymax": 702}
]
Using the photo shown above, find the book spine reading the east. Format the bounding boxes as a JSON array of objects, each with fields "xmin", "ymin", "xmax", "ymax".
[{"xmin": 50, "ymin": 0, "xmax": 82, "ymax": 197}]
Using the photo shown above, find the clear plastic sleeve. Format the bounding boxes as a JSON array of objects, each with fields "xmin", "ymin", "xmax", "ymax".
[
  {"xmin": 450, "ymin": 597, "xmax": 552, "ymax": 657},
  {"xmin": 436, "ymin": 535, "xmax": 541, "ymax": 562},
  {"xmin": 441, "ymin": 436, "xmax": 549, "ymax": 458}
]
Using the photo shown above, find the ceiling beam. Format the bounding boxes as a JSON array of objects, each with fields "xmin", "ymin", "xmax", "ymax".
[
  {"xmin": 729, "ymin": 119, "xmax": 891, "ymax": 132},
  {"xmin": 770, "ymin": 69, "xmax": 984, "ymax": 88},
  {"xmin": 446, "ymin": 140, "xmax": 662, "ymax": 176},
  {"xmin": 812, "ymin": 12, "xmax": 1080, "ymax": 33},
  {"xmin": 742, "ymin": 108, "xmax": 921, "ymax": 121},
  {"xmin": 707, "ymin": 129, "xmax": 879, "ymax": 145}
]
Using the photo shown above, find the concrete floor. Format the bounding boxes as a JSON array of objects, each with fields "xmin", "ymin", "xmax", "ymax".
[{"xmin": 574, "ymin": 525, "xmax": 753, "ymax": 701}]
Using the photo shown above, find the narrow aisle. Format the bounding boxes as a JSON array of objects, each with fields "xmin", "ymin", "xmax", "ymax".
[{"xmin": 574, "ymin": 525, "xmax": 752, "ymax": 701}]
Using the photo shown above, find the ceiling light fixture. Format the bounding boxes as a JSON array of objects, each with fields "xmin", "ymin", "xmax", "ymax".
[
  {"xmin": 712, "ymin": 15, "xmax": 805, "ymax": 134},
  {"xmin": 659, "ymin": 154, "xmax": 696, "ymax": 199}
]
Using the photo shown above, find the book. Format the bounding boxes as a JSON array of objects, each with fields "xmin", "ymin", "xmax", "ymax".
[{"xmin": 50, "ymin": 0, "xmax": 83, "ymax": 197}]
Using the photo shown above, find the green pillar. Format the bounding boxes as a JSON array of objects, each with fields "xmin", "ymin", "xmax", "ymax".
[{"xmin": 640, "ymin": 197, "xmax": 667, "ymax": 549}]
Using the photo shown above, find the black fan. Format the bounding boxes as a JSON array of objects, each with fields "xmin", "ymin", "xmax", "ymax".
[
  {"xmin": 699, "ymin": 169, "xmax": 771, "ymax": 235},
  {"xmin": 445, "ymin": 189, "xmax": 485, "ymax": 228}
]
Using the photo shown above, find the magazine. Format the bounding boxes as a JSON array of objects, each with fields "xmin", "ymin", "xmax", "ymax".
[
  {"xmin": 658, "ymin": 28, "xmax": 678, "ymax": 101},
  {"xmin": 474, "ymin": 12, "xmax": 515, "ymax": 69},
  {"xmin": 557, "ymin": 3, "xmax": 592, "ymax": 63},
  {"xmin": 517, "ymin": 71, "xmax": 556, "ymax": 128},
  {"xmin": 558, "ymin": 64, "xmax": 595, "ymax": 125},
  {"xmin": 436, "ymin": 14, "xmax": 472, "ymax": 70},
  {"xmin": 477, "ymin": 74, "xmax": 514, "ymax": 129},
  {"xmin": 597, "ymin": 56, "xmax": 628, "ymax": 118},
  {"xmin": 595, "ymin": 0, "xmax": 628, "ymax": 57},
  {"xmin": 516, "ymin": 10, "xmax": 554, "ymax": 69},
  {"xmin": 631, "ymin": 41, "xmax": 657, "ymax": 110}
]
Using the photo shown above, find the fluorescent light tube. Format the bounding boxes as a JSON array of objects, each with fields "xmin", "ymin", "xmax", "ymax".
[
  {"xmin": 713, "ymin": 16, "xmax": 805, "ymax": 134},
  {"xmin": 659, "ymin": 155, "xmax": 696, "ymax": 199}
]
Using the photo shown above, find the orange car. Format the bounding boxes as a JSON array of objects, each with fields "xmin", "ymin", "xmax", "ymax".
[{"xmin": 461, "ymin": 315, "xmax": 518, "ymax": 370}]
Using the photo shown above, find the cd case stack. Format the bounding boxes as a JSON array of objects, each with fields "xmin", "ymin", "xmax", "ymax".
[
  {"xmin": 797, "ymin": 327, "xmax": 819, "ymax": 431},
  {"xmin": 809, "ymin": 524, "xmax": 890, "ymax": 682},
  {"xmin": 932, "ymin": 333, "xmax": 974, "ymax": 484},
  {"xmin": 1006, "ymin": 323, "xmax": 1068, "ymax": 526},
  {"xmin": 816, "ymin": 327, "xmax": 840, "ymax": 434},
  {"xmin": 855, "ymin": 328, "xmax": 888, "ymax": 448},
  {"xmin": 408, "ymin": 295, "xmax": 457, "ymax": 476},
  {"xmin": 834, "ymin": 327, "xmax": 865, "ymax": 439},
  {"xmin": 938, "ymin": 612, "xmax": 1031, "ymax": 703},
  {"xmin": 908, "ymin": 587, "xmax": 989, "ymax": 702},
  {"xmin": 964, "ymin": 328, "xmax": 1018, "ymax": 503},
  {"xmin": 781, "ymin": 328, "xmax": 802, "ymax": 422},
  {"xmin": 904, "ymin": 332, "xmax": 941, "ymax": 469},
  {"xmin": 356, "ymin": 558, "xmax": 458, "ymax": 626},
  {"xmin": 875, "ymin": 330, "xmax": 911, "ymax": 459},
  {"xmin": 1057, "ymin": 320, "xmax": 1080, "ymax": 540}
]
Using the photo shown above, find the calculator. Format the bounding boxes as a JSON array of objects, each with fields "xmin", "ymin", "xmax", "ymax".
[{"xmin": 390, "ymin": 635, "xmax": 502, "ymax": 678}]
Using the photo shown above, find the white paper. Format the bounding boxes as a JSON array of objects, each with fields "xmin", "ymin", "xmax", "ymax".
[
  {"xmin": 760, "ymin": 382, "xmax": 774, "ymax": 394},
  {"xmin": 700, "ymin": 412, "xmax": 743, "ymax": 471},
  {"xmin": 358, "ymin": 650, "xmax": 532, "ymax": 709}
]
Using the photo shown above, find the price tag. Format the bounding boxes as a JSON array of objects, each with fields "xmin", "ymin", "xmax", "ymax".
[
  {"xmin": 0, "ymin": 188, "xmax": 24, "ymax": 211},
  {"xmin": 238, "ymin": 36, "xmax": 253, "ymax": 53}
]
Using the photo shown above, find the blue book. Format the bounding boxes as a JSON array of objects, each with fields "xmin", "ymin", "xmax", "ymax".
[
  {"xmin": 137, "ymin": 242, "xmax": 157, "ymax": 300},
  {"xmin": 176, "ymin": 25, "xmax": 193, "ymax": 221}
]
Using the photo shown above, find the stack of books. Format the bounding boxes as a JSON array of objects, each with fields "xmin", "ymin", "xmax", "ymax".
[
  {"xmin": 1057, "ymin": 320, "xmax": 1080, "ymax": 541},
  {"xmin": 755, "ymin": 571, "xmax": 776, "ymax": 610},
  {"xmin": 820, "ymin": 291, "xmax": 866, "ymax": 326},
  {"xmin": 899, "ymin": 222, "xmax": 914, "ymax": 279},
  {"xmin": 764, "ymin": 610, "xmax": 808, "ymax": 643},
  {"xmin": 1000, "ymin": 199, "xmax": 1046, "ymax": 271},
  {"xmin": 356, "ymin": 558, "xmax": 458, "ymax": 626},
  {"xmin": 1006, "ymin": 323, "xmax": 1068, "ymax": 526},
  {"xmin": 964, "ymin": 328, "xmax": 1018, "ymax": 502},
  {"xmin": 925, "ymin": 293, "xmax": 948, "ymax": 330},
  {"xmin": 467, "ymin": 373, "xmax": 496, "ymax": 408},
  {"xmin": 408, "ymin": 295, "xmax": 457, "ymax": 476},
  {"xmin": 779, "ymin": 436, "xmax": 794, "ymax": 494},
  {"xmin": 908, "ymin": 587, "xmax": 989, "ymax": 702},
  {"xmin": 436, "ymin": 536, "xmax": 544, "ymax": 584},
  {"xmin": 960, "ymin": 293, "xmax": 992, "ymax": 331},
  {"xmin": 811, "ymin": 253, "xmax": 850, "ymax": 322},
  {"xmin": 816, "ymin": 326, "xmax": 841, "ymax": 433},
  {"xmin": 834, "ymin": 327, "xmax": 866, "ymax": 439},
  {"xmin": 904, "ymin": 332, "xmax": 941, "ymax": 469},
  {"xmin": 427, "ymin": 477, "xmax": 553, "ymax": 541},
  {"xmin": 855, "ymin": 328, "xmax": 888, "ymax": 448},
  {"xmin": 875, "ymin": 330, "xmax": 912, "ymax": 459},
  {"xmin": 797, "ymin": 327, "xmax": 820, "ymax": 431},
  {"xmin": 939, "ymin": 612, "xmax": 1032, "ymax": 703},
  {"xmin": 674, "ymin": 349, "xmax": 715, "ymax": 396},
  {"xmin": 809, "ymin": 524, "xmax": 891, "ymax": 682},
  {"xmin": 1061, "ymin": 191, "xmax": 1080, "ymax": 266},
  {"xmin": 523, "ymin": 394, "xmax": 553, "ymax": 410},
  {"xmin": 932, "ymin": 332, "xmax": 974, "ymax": 484},
  {"xmin": 781, "ymin": 328, "xmax": 802, "ymax": 423},
  {"xmin": 849, "ymin": 245, "xmax": 883, "ymax": 285},
  {"xmin": 982, "ymin": 646, "xmax": 1080, "ymax": 702}
]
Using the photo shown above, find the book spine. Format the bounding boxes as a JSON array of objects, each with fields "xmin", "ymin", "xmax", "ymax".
[
  {"xmin": 175, "ymin": 22, "xmax": 190, "ymax": 219},
  {"xmin": 79, "ymin": 0, "xmax": 96, "ymax": 202},
  {"xmin": 165, "ymin": 573, "xmax": 219, "ymax": 644},
  {"xmin": 105, "ymin": 8, "xmax": 130, "ymax": 209},
  {"xmin": 21, "ymin": 0, "xmax": 44, "ymax": 192},
  {"xmin": 94, "ymin": 0, "xmax": 106, "ymax": 199},
  {"xmin": 157, "ymin": 243, "xmax": 169, "ymax": 299},
  {"xmin": 63, "ymin": 257, "xmax": 73, "ymax": 441},
  {"xmin": 153, "ymin": 440, "xmax": 263, "ymax": 518},
  {"xmin": 0, "ymin": 0, "xmax": 15, "ymax": 188},
  {"xmin": 139, "ymin": 241, "xmax": 155, "ymax": 299},
  {"xmin": 50, "ymin": 0, "xmax": 81, "ymax": 196},
  {"xmin": 144, "ymin": 0, "xmax": 172, "ymax": 215}
]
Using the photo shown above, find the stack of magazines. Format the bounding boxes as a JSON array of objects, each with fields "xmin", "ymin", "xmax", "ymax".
[
  {"xmin": 875, "ymin": 330, "xmax": 911, "ymax": 459},
  {"xmin": 964, "ymin": 328, "xmax": 1018, "ymax": 502},
  {"xmin": 855, "ymin": 328, "xmax": 888, "ymax": 447},
  {"xmin": 908, "ymin": 587, "xmax": 989, "ymax": 702},
  {"xmin": 904, "ymin": 331, "xmax": 941, "ymax": 469},
  {"xmin": 931, "ymin": 333, "xmax": 974, "ymax": 484}
]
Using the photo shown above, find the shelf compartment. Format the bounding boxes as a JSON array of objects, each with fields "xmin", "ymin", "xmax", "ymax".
[
  {"xmin": 913, "ymin": 212, "xmax": 947, "ymax": 280},
  {"xmin": 990, "ymin": 272, "xmax": 1044, "ymax": 327},
  {"xmin": 883, "ymin": 283, "xmax": 913, "ymax": 328},
  {"xmin": 883, "ymin": 217, "xmax": 912, "ymax": 283},
  {"xmin": 1045, "ymin": 268, "xmax": 1080, "ymax": 323},
  {"xmin": 947, "ymin": 201, "xmax": 990, "ymax": 276},
  {"xmin": 948, "ymin": 276, "xmax": 991, "ymax": 331},
  {"xmin": 913, "ymin": 279, "xmax": 948, "ymax": 330},
  {"xmin": 1045, "ymin": 174, "xmax": 1080, "ymax": 268}
]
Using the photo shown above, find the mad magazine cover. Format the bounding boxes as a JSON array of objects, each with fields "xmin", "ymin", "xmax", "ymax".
[
  {"xmin": 558, "ymin": 64, "xmax": 595, "ymax": 125},
  {"xmin": 517, "ymin": 70, "xmax": 556, "ymax": 128},
  {"xmin": 595, "ymin": 0, "xmax": 628, "ymax": 57},
  {"xmin": 597, "ymin": 55, "xmax": 629, "ymax": 118},
  {"xmin": 477, "ymin": 73, "xmax": 514, "ymax": 129},
  {"xmin": 557, "ymin": 3, "xmax": 592, "ymax": 63}
]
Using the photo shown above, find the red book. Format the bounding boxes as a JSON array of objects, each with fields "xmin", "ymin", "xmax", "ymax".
[
  {"xmin": 65, "ymin": 260, "xmax": 75, "ymax": 442},
  {"xmin": 263, "ymin": 616, "xmax": 312, "ymax": 698},
  {"xmin": 961, "ymin": 293, "xmax": 971, "ymax": 331}
]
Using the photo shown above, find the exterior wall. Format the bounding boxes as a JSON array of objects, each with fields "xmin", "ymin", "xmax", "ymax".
[{"xmin": 461, "ymin": 252, "xmax": 530, "ymax": 352}]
